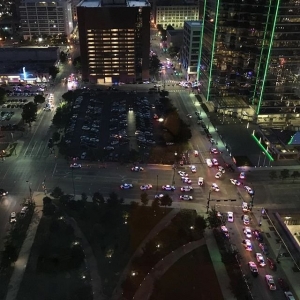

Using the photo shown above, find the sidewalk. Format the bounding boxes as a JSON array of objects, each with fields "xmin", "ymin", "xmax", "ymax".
[
  {"xmin": 111, "ymin": 209, "xmax": 179, "ymax": 300},
  {"xmin": 5, "ymin": 192, "xmax": 44, "ymax": 300},
  {"xmin": 133, "ymin": 239, "xmax": 205, "ymax": 300},
  {"xmin": 205, "ymin": 229, "xmax": 235, "ymax": 300},
  {"xmin": 252, "ymin": 209, "xmax": 300, "ymax": 298}
]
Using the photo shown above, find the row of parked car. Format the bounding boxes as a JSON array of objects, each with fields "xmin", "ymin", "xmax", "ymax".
[
  {"xmin": 0, "ymin": 111, "xmax": 14, "ymax": 121},
  {"xmin": 135, "ymin": 97, "xmax": 155, "ymax": 147}
]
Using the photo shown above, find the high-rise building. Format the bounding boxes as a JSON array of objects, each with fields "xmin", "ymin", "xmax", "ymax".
[
  {"xmin": 181, "ymin": 21, "xmax": 201, "ymax": 80},
  {"xmin": 19, "ymin": 0, "xmax": 73, "ymax": 40},
  {"xmin": 198, "ymin": 0, "xmax": 300, "ymax": 126},
  {"xmin": 77, "ymin": 0, "xmax": 151, "ymax": 83},
  {"xmin": 153, "ymin": 0, "xmax": 199, "ymax": 29}
]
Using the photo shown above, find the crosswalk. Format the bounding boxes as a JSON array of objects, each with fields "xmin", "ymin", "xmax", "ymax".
[{"xmin": 19, "ymin": 140, "xmax": 54, "ymax": 159}]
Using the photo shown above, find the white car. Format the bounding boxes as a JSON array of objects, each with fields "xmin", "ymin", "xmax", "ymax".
[
  {"xmin": 230, "ymin": 179, "xmax": 241, "ymax": 186},
  {"xmin": 82, "ymin": 126, "xmax": 90, "ymax": 131},
  {"xmin": 212, "ymin": 183, "xmax": 220, "ymax": 192},
  {"xmin": 284, "ymin": 291, "xmax": 296, "ymax": 300},
  {"xmin": 120, "ymin": 183, "xmax": 133, "ymax": 189},
  {"xmin": 227, "ymin": 211, "xmax": 234, "ymax": 222},
  {"xmin": 104, "ymin": 146, "xmax": 114, "ymax": 150},
  {"xmin": 248, "ymin": 262, "xmax": 258, "ymax": 277},
  {"xmin": 245, "ymin": 186, "xmax": 254, "ymax": 195},
  {"xmin": 180, "ymin": 195, "xmax": 193, "ymax": 201},
  {"xmin": 240, "ymin": 172, "xmax": 245, "ymax": 179},
  {"xmin": 212, "ymin": 158, "xmax": 218, "ymax": 166},
  {"xmin": 198, "ymin": 177, "xmax": 204, "ymax": 186},
  {"xmin": 242, "ymin": 202, "xmax": 250, "ymax": 212},
  {"xmin": 140, "ymin": 184, "xmax": 152, "ymax": 190},
  {"xmin": 178, "ymin": 171, "xmax": 188, "ymax": 177},
  {"xmin": 243, "ymin": 214, "xmax": 250, "ymax": 225},
  {"xmin": 131, "ymin": 166, "xmax": 144, "ymax": 172},
  {"xmin": 242, "ymin": 239, "xmax": 253, "ymax": 251},
  {"xmin": 256, "ymin": 253, "xmax": 266, "ymax": 266},
  {"xmin": 221, "ymin": 226, "xmax": 229, "ymax": 238},
  {"xmin": 155, "ymin": 193, "xmax": 164, "ymax": 199},
  {"xmin": 206, "ymin": 158, "xmax": 213, "ymax": 167},
  {"xmin": 218, "ymin": 166, "xmax": 225, "ymax": 173},
  {"xmin": 210, "ymin": 148, "xmax": 219, "ymax": 154},
  {"xmin": 70, "ymin": 163, "xmax": 81, "ymax": 169},
  {"xmin": 190, "ymin": 165, "xmax": 197, "ymax": 173},
  {"xmin": 20, "ymin": 206, "xmax": 28, "ymax": 216},
  {"xmin": 215, "ymin": 172, "xmax": 222, "ymax": 179},
  {"xmin": 265, "ymin": 275, "xmax": 276, "ymax": 290},
  {"xmin": 10, "ymin": 212, "xmax": 16, "ymax": 224},
  {"xmin": 194, "ymin": 150, "xmax": 199, "ymax": 157},
  {"xmin": 243, "ymin": 227, "xmax": 252, "ymax": 238},
  {"xmin": 182, "ymin": 177, "xmax": 192, "ymax": 184},
  {"xmin": 162, "ymin": 185, "xmax": 175, "ymax": 191},
  {"xmin": 181, "ymin": 186, "xmax": 193, "ymax": 192},
  {"xmin": 80, "ymin": 152, "xmax": 87, "ymax": 159}
]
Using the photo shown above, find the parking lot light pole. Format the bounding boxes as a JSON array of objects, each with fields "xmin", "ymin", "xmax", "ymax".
[{"xmin": 172, "ymin": 152, "xmax": 177, "ymax": 185}]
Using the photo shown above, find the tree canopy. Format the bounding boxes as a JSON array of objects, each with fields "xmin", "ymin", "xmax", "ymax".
[
  {"xmin": 22, "ymin": 101, "xmax": 37, "ymax": 125},
  {"xmin": 33, "ymin": 94, "xmax": 45, "ymax": 104}
]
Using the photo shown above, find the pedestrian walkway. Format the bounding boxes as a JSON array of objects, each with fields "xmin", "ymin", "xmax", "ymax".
[
  {"xmin": 252, "ymin": 209, "xmax": 300, "ymax": 298},
  {"xmin": 5, "ymin": 192, "xmax": 44, "ymax": 300},
  {"xmin": 205, "ymin": 229, "xmax": 235, "ymax": 300},
  {"xmin": 133, "ymin": 239, "xmax": 205, "ymax": 300},
  {"xmin": 5, "ymin": 192, "xmax": 105, "ymax": 300},
  {"xmin": 111, "ymin": 209, "xmax": 179, "ymax": 300}
]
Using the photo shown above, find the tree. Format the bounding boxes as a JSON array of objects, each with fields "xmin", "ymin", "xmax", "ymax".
[
  {"xmin": 52, "ymin": 105, "xmax": 70, "ymax": 128},
  {"xmin": 50, "ymin": 186, "xmax": 64, "ymax": 198},
  {"xmin": 269, "ymin": 170, "xmax": 277, "ymax": 180},
  {"xmin": 60, "ymin": 51, "xmax": 67, "ymax": 63},
  {"xmin": 291, "ymin": 170, "xmax": 300, "ymax": 182},
  {"xmin": 160, "ymin": 90, "xmax": 169, "ymax": 98},
  {"xmin": 81, "ymin": 193, "xmax": 88, "ymax": 202},
  {"xmin": 49, "ymin": 65, "xmax": 59, "ymax": 79},
  {"xmin": 206, "ymin": 207, "xmax": 223, "ymax": 228},
  {"xmin": 160, "ymin": 194, "xmax": 172, "ymax": 211},
  {"xmin": 0, "ymin": 87, "xmax": 6, "ymax": 105},
  {"xmin": 72, "ymin": 56, "xmax": 81, "ymax": 69},
  {"xmin": 280, "ymin": 169, "xmax": 290, "ymax": 180},
  {"xmin": 22, "ymin": 101, "xmax": 37, "ymax": 126},
  {"xmin": 166, "ymin": 25, "xmax": 175, "ymax": 31},
  {"xmin": 152, "ymin": 198, "xmax": 160, "ymax": 214},
  {"xmin": 33, "ymin": 94, "xmax": 45, "ymax": 105},
  {"xmin": 107, "ymin": 191, "xmax": 120, "ymax": 207},
  {"xmin": 194, "ymin": 215, "xmax": 207, "ymax": 237},
  {"xmin": 62, "ymin": 90, "xmax": 74, "ymax": 103},
  {"xmin": 52, "ymin": 131, "xmax": 60, "ymax": 143},
  {"xmin": 141, "ymin": 192, "xmax": 149, "ymax": 206},
  {"xmin": 92, "ymin": 192, "xmax": 105, "ymax": 205},
  {"xmin": 149, "ymin": 55, "xmax": 160, "ymax": 75}
]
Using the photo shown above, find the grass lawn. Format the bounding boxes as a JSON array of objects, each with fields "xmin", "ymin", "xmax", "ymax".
[
  {"xmin": 149, "ymin": 245, "xmax": 224, "ymax": 300},
  {"xmin": 16, "ymin": 216, "xmax": 92, "ymax": 300},
  {"xmin": 61, "ymin": 202, "xmax": 170, "ymax": 297}
]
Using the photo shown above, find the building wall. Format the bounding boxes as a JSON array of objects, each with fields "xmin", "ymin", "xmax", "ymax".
[
  {"xmin": 181, "ymin": 21, "xmax": 201, "ymax": 78},
  {"xmin": 198, "ymin": 0, "xmax": 300, "ymax": 125},
  {"xmin": 155, "ymin": 5, "xmax": 199, "ymax": 29},
  {"xmin": 166, "ymin": 30, "xmax": 183, "ymax": 48},
  {"xmin": 77, "ymin": 5, "xmax": 150, "ymax": 83},
  {"xmin": 19, "ymin": 0, "xmax": 73, "ymax": 40}
]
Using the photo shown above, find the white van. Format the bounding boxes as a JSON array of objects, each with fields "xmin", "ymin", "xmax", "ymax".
[{"xmin": 206, "ymin": 158, "xmax": 213, "ymax": 167}]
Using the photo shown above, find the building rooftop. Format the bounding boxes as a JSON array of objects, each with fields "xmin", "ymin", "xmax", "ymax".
[
  {"xmin": 185, "ymin": 21, "xmax": 202, "ymax": 27},
  {"xmin": 78, "ymin": 0, "xmax": 150, "ymax": 7},
  {"xmin": 167, "ymin": 30, "xmax": 183, "ymax": 36}
]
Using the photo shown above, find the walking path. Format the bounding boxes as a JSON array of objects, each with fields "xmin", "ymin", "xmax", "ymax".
[
  {"xmin": 111, "ymin": 209, "xmax": 179, "ymax": 300},
  {"xmin": 5, "ymin": 192, "xmax": 105, "ymax": 300},
  {"xmin": 205, "ymin": 229, "xmax": 235, "ymax": 300},
  {"xmin": 133, "ymin": 239, "xmax": 205, "ymax": 300},
  {"xmin": 67, "ymin": 217, "xmax": 105, "ymax": 300},
  {"xmin": 5, "ymin": 192, "xmax": 43, "ymax": 300}
]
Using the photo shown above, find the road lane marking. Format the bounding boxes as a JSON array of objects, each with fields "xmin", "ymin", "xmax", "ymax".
[{"xmin": 52, "ymin": 162, "xmax": 57, "ymax": 177}]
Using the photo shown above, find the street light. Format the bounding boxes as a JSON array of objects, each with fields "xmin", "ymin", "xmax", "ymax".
[{"xmin": 172, "ymin": 152, "xmax": 177, "ymax": 185}]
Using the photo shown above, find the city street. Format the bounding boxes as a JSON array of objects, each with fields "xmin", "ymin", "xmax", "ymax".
[{"xmin": 0, "ymin": 37, "xmax": 299, "ymax": 300}]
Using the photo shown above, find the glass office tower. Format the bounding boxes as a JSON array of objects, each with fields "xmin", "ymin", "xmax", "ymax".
[{"xmin": 198, "ymin": 0, "xmax": 300, "ymax": 124}]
